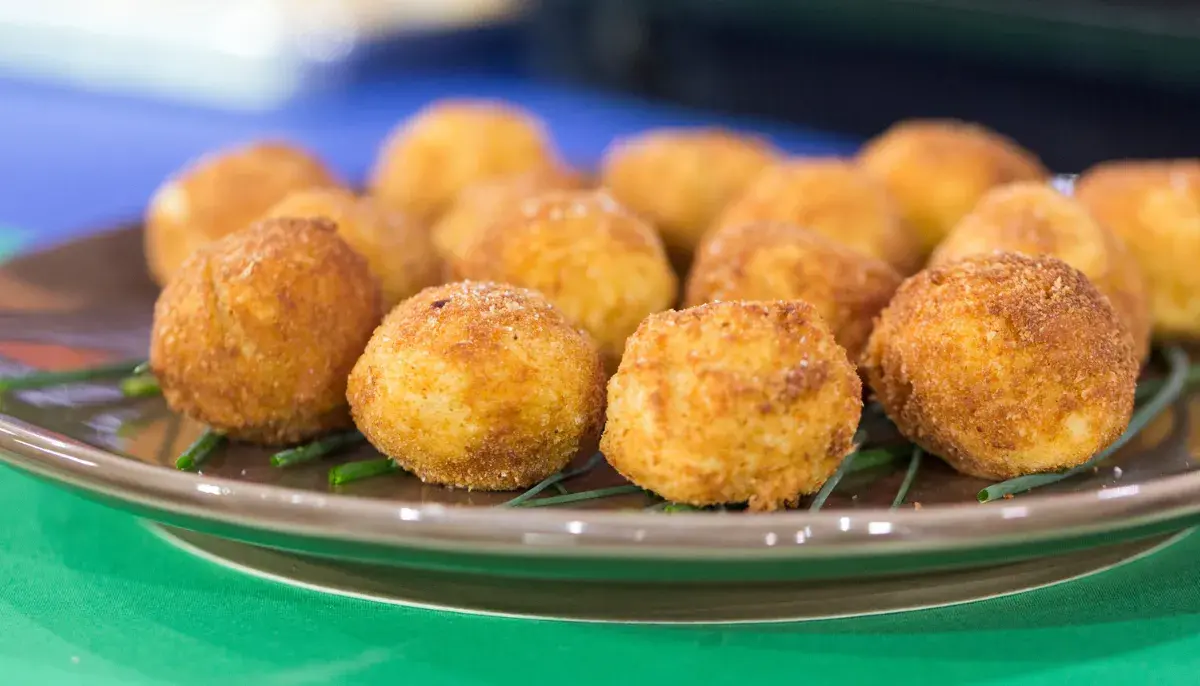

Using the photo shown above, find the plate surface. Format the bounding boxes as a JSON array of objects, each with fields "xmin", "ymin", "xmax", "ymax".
[{"xmin": 0, "ymin": 226, "xmax": 1198, "ymax": 582}]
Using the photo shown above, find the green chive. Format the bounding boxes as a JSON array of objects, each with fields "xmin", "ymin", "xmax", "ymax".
[
  {"xmin": 978, "ymin": 345, "xmax": 1191, "ymax": 503},
  {"xmin": 328, "ymin": 457, "xmax": 397, "ymax": 486},
  {"xmin": 271, "ymin": 431, "xmax": 366, "ymax": 468},
  {"xmin": 502, "ymin": 453, "xmax": 605, "ymax": 507},
  {"xmin": 809, "ymin": 450, "xmax": 864, "ymax": 511},
  {"xmin": 0, "ymin": 359, "xmax": 146, "ymax": 393},
  {"xmin": 891, "ymin": 448, "xmax": 923, "ymax": 509},
  {"xmin": 846, "ymin": 445, "xmax": 910, "ymax": 474},
  {"xmin": 175, "ymin": 429, "xmax": 224, "ymax": 471},
  {"xmin": 661, "ymin": 502, "xmax": 704, "ymax": 513},
  {"xmin": 552, "ymin": 482, "xmax": 570, "ymax": 495},
  {"xmin": 519, "ymin": 484, "xmax": 645, "ymax": 508},
  {"xmin": 131, "ymin": 361, "xmax": 151, "ymax": 377},
  {"xmin": 120, "ymin": 374, "xmax": 161, "ymax": 398},
  {"xmin": 1134, "ymin": 363, "xmax": 1200, "ymax": 402}
]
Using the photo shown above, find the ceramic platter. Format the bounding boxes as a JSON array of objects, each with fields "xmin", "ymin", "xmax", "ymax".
[{"xmin": 1, "ymin": 226, "xmax": 1198, "ymax": 622}]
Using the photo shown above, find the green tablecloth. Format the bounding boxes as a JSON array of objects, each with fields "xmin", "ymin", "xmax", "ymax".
[
  {"xmin": 2, "ymin": 241, "xmax": 1200, "ymax": 685},
  {"xmin": 4, "ymin": 465, "xmax": 1200, "ymax": 685}
]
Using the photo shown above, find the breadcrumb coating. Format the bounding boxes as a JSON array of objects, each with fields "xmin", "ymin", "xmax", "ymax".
[
  {"xmin": 858, "ymin": 120, "xmax": 1047, "ymax": 254},
  {"xmin": 715, "ymin": 157, "xmax": 921, "ymax": 273},
  {"xmin": 458, "ymin": 190, "xmax": 677, "ymax": 370},
  {"xmin": 686, "ymin": 222, "xmax": 901, "ymax": 363},
  {"xmin": 862, "ymin": 253, "xmax": 1137, "ymax": 479},
  {"xmin": 369, "ymin": 99, "xmax": 558, "ymax": 222},
  {"xmin": 145, "ymin": 141, "xmax": 342, "ymax": 284},
  {"xmin": 150, "ymin": 217, "xmax": 381, "ymax": 444},
  {"xmin": 600, "ymin": 128, "xmax": 778, "ymax": 269},
  {"xmin": 932, "ymin": 182, "xmax": 1150, "ymax": 361},
  {"xmin": 601, "ymin": 300, "xmax": 862, "ymax": 511},
  {"xmin": 265, "ymin": 187, "xmax": 441, "ymax": 309},
  {"xmin": 347, "ymin": 281, "xmax": 606, "ymax": 490},
  {"xmin": 1076, "ymin": 160, "xmax": 1200, "ymax": 340}
]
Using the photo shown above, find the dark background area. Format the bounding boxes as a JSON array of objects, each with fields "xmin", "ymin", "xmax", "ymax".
[{"xmin": 525, "ymin": 0, "xmax": 1200, "ymax": 171}]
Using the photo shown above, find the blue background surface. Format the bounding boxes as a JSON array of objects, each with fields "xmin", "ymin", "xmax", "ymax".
[{"xmin": 0, "ymin": 71, "xmax": 854, "ymax": 248}]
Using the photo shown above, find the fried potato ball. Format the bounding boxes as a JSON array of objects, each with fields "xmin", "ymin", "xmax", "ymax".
[
  {"xmin": 431, "ymin": 167, "xmax": 587, "ymax": 274},
  {"xmin": 685, "ymin": 222, "xmax": 901, "ymax": 363},
  {"xmin": 599, "ymin": 128, "xmax": 779, "ymax": 268},
  {"xmin": 145, "ymin": 141, "xmax": 342, "ymax": 285},
  {"xmin": 931, "ymin": 182, "xmax": 1151, "ymax": 362},
  {"xmin": 714, "ymin": 158, "xmax": 921, "ymax": 273},
  {"xmin": 457, "ymin": 191, "xmax": 677, "ymax": 369},
  {"xmin": 857, "ymin": 120, "xmax": 1048, "ymax": 254},
  {"xmin": 347, "ymin": 281, "xmax": 606, "ymax": 490},
  {"xmin": 601, "ymin": 300, "xmax": 862, "ymax": 511},
  {"xmin": 1076, "ymin": 160, "xmax": 1200, "ymax": 339},
  {"xmin": 862, "ymin": 253, "xmax": 1137, "ymax": 480},
  {"xmin": 264, "ymin": 188, "xmax": 441, "ymax": 309},
  {"xmin": 150, "ymin": 218, "xmax": 381, "ymax": 445},
  {"xmin": 369, "ymin": 99, "xmax": 559, "ymax": 223}
]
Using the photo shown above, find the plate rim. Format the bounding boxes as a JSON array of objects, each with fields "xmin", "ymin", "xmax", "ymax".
[{"xmin": 2, "ymin": 410, "xmax": 1198, "ymax": 560}]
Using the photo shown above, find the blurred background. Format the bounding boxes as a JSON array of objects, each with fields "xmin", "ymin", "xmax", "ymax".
[{"xmin": 2, "ymin": 0, "xmax": 1199, "ymax": 241}]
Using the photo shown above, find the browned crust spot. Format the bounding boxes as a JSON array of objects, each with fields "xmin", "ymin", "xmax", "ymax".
[{"xmin": 862, "ymin": 253, "xmax": 1137, "ymax": 479}]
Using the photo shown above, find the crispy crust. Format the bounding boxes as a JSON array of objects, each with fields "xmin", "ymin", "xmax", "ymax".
[
  {"xmin": 685, "ymin": 222, "xmax": 901, "ymax": 363},
  {"xmin": 931, "ymin": 182, "xmax": 1151, "ymax": 361},
  {"xmin": 144, "ymin": 141, "xmax": 342, "ymax": 285},
  {"xmin": 457, "ymin": 190, "xmax": 678, "ymax": 370},
  {"xmin": 150, "ymin": 217, "xmax": 382, "ymax": 444},
  {"xmin": 368, "ymin": 99, "xmax": 558, "ymax": 223},
  {"xmin": 714, "ymin": 157, "xmax": 921, "ymax": 273},
  {"xmin": 857, "ymin": 120, "xmax": 1048, "ymax": 254},
  {"xmin": 1076, "ymin": 159, "xmax": 1200, "ymax": 339},
  {"xmin": 431, "ymin": 167, "xmax": 587, "ymax": 277},
  {"xmin": 264, "ymin": 188, "xmax": 442, "ymax": 309},
  {"xmin": 599, "ymin": 128, "xmax": 779, "ymax": 269},
  {"xmin": 346, "ymin": 281, "xmax": 606, "ymax": 490},
  {"xmin": 862, "ymin": 253, "xmax": 1137, "ymax": 479},
  {"xmin": 600, "ymin": 300, "xmax": 863, "ymax": 511}
]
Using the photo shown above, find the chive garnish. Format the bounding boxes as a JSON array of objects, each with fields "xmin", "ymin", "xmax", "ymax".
[
  {"xmin": 808, "ymin": 450, "xmax": 862, "ymax": 512},
  {"xmin": 120, "ymin": 374, "xmax": 161, "ymax": 398},
  {"xmin": 502, "ymin": 453, "xmax": 606, "ymax": 507},
  {"xmin": 518, "ymin": 484, "xmax": 645, "ymax": 508},
  {"xmin": 1134, "ymin": 363, "xmax": 1200, "ymax": 402},
  {"xmin": 271, "ymin": 431, "xmax": 366, "ymax": 468},
  {"xmin": 175, "ymin": 429, "xmax": 224, "ymax": 471},
  {"xmin": 891, "ymin": 448, "xmax": 923, "ymax": 509},
  {"xmin": 0, "ymin": 359, "xmax": 146, "ymax": 392},
  {"xmin": 328, "ymin": 457, "xmax": 398, "ymax": 486},
  {"xmin": 978, "ymin": 345, "xmax": 1190, "ymax": 503}
]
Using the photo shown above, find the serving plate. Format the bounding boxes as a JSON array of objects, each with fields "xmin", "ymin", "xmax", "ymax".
[{"xmin": 1, "ymin": 225, "xmax": 1198, "ymax": 604}]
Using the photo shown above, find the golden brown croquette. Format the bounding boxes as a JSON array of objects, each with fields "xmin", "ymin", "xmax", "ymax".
[
  {"xmin": 431, "ymin": 167, "xmax": 587, "ymax": 275},
  {"xmin": 369, "ymin": 99, "xmax": 559, "ymax": 222},
  {"xmin": 457, "ymin": 191, "xmax": 677, "ymax": 369},
  {"xmin": 857, "ymin": 120, "xmax": 1048, "ymax": 254},
  {"xmin": 346, "ymin": 281, "xmax": 606, "ymax": 490},
  {"xmin": 264, "ymin": 188, "xmax": 441, "ymax": 309},
  {"xmin": 931, "ymin": 182, "xmax": 1151, "ymax": 362},
  {"xmin": 150, "ymin": 217, "xmax": 382, "ymax": 444},
  {"xmin": 599, "ymin": 128, "xmax": 779, "ymax": 269},
  {"xmin": 714, "ymin": 158, "xmax": 921, "ymax": 273},
  {"xmin": 862, "ymin": 253, "xmax": 1137, "ymax": 480},
  {"xmin": 145, "ymin": 142, "xmax": 342, "ymax": 284},
  {"xmin": 1076, "ymin": 160, "xmax": 1200, "ymax": 340},
  {"xmin": 601, "ymin": 300, "xmax": 863, "ymax": 511},
  {"xmin": 685, "ymin": 222, "xmax": 901, "ymax": 363}
]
